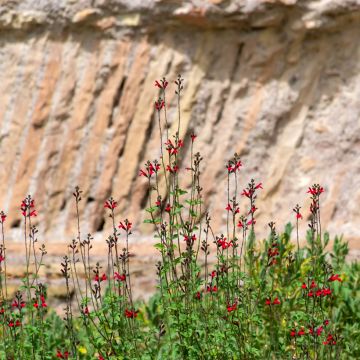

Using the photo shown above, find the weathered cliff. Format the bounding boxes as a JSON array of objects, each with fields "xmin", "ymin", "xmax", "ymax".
[{"xmin": 0, "ymin": 0, "xmax": 359, "ymax": 259}]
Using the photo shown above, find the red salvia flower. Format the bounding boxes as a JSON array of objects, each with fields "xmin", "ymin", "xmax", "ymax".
[
  {"xmin": 324, "ymin": 319, "xmax": 329, "ymax": 326},
  {"xmin": 272, "ymin": 297, "xmax": 281, "ymax": 305},
  {"xmin": 328, "ymin": 274, "xmax": 342, "ymax": 282},
  {"xmin": 0, "ymin": 255, "xmax": 4, "ymax": 263},
  {"xmin": 227, "ymin": 302, "xmax": 237, "ymax": 313},
  {"xmin": 195, "ymin": 291, "xmax": 202, "ymax": 300},
  {"xmin": 310, "ymin": 280, "xmax": 317, "ymax": 288},
  {"xmin": 155, "ymin": 78, "xmax": 168, "ymax": 89},
  {"xmin": 94, "ymin": 274, "xmax": 107, "ymax": 282},
  {"xmin": 301, "ymin": 282, "xmax": 307, "ymax": 289},
  {"xmin": 308, "ymin": 291, "xmax": 314, "ymax": 297},
  {"xmin": 125, "ymin": 309, "xmax": 139, "ymax": 319},
  {"xmin": 8, "ymin": 320, "xmax": 14, "ymax": 327},
  {"xmin": 118, "ymin": 220, "xmax": 132, "ymax": 231},
  {"xmin": 155, "ymin": 99, "xmax": 165, "ymax": 111},
  {"xmin": 316, "ymin": 326, "xmax": 324, "ymax": 336},
  {"xmin": 33, "ymin": 302, "xmax": 39, "ymax": 309},
  {"xmin": 255, "ymin": 183, "xmax": 263, "ymax": 190},
  {"xmin": 316, "ymin": 289, "xmax": 323, "ymax": 297},
  {"xmin": 265, "ymin": 299, "xmax": 271, "ymax": 306},
  {"xmin": 0, "ymin": 308, "xmax": 4, "ymax": 314},
  {"xmin": 211, "ymin": 270, "xmax": 217, "ymax": 278},
  {"xmin": 206, "ymin": 285, "xmax": 218, "ymax": 293},
  {"xmin": 165, "ymin": 204, "xmax": 171, "ymax": 213},
  {"xmin": 0, "ymin": 212, "xmax": 6, "ymax": 223},
  {"xmin": 166, "ymin": 165, "xmax": 179, "ymax": 173},
  {"xmin": 191, "ymin": 133, "xmax": 197, "ymax": 142},
  {"xmin": 114, "ymin": 272, "xmax": 126, "ymax": 281},
  {"xmin": 237, "ymin": 221, "xmax": 244, "ymax": 228},
  {"xmin": 322, "ymin": 288, "xmax": 332, "ymax": 296},
  {"xmin": 104, "ymin": 199, "xmax": 117, "ymax": 209},
  {"xmin": 83, "ymin": 306, "xmax": 89, "ymax": 315},
  {"xmin": 15, "ymin": 320, "xmax": 21, "ymax": 327},
  {"xmin": 56, "ymin": 350, "xmax": 69, "ymax": 359},
  {"xmin": 298, "ymin": 328, "xmax": 306, "ymax": 336},
  {"xmin": 290, "ymin": 329, "xmax": 297, "ymax": 337},
  {"xmin": 246, "ymin": 219, "xmax": 256, "ymax": 226},
  {"xmin": 296, "ymin": 213, "xmax": 303, "ymax": 219}
]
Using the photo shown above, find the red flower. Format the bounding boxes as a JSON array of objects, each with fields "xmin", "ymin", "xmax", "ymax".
[
  {"xmin": 15, "ymin": 320, "xmax": 21, "ymax": 327},
  {"xmin": 225, "ymin": 204, "xmax": 232, "ymax": 211},
  {"xmin": 155, "ymin": 79, "xmax": 168, "ymax": 89},
  {"xmin": 191, "ymin": 133, "xmax": 197, "ymax": 142},
  {"xmin": 165, "ymin": 204, "xmax": 171, "ymax": 213},
  {"xmin": 324, "ymin": 319, "xmax": 329, "ymax": 326},
  {"xmin": 310, "ymin": 280, "xmax": 317, "ymax": 288},
  {"xmin": 8, "ymin": 320, "xmax": 14, "ymax": 327},
  {"xmin": 309, "ymin": 328, "xmax": 314, "ymax": 335},
  {"xmin": 241, "ymin": 189, "xmax": 251, "ymax": 198},
  {"xmin": 322, "ymin": 288, "xmax": 332, "ymax": 296},
  {"xmin": 33, "ymin": 302, "xmax": 39, "ymax": 309},
  {"xmin": 94, "ymin": 274, "xmax": 107, "ymax": 282},
  {"xmin": 99, "ymin": 356, "xmax": 105, "ymax": 360},
  {"xmin": 155, "ymin": 99, "xmax": 165, "ymax": 111},
  {"xmin": 0, "ymin": 255, "xmax": 4, "ymax": 263},
  {"xmin": 237, "ymin": 221, "xmax": 244, "ymax": 228},
  {"xmin": 307, "ymin": 185, "xmax": 324, "ymax": 196},
  {"xmin": 0, "ymin": 213, "xmax": 6, "ymax": 223},
  {"xmin": 211, "ymin": 270, "xmax": 216, "ymax": 278},
  {"xmin": 114, "ymin": 272, "xmax": 126, "ymax": 282},
  {"xmin": 195, "ymin": 291, "xmax": 202, "ymax": 300},
  {"xmin": 217, "ymin": 237, "xmax": 232, "ymax": 249},
  {"xmin": 206, "ymin": 285, "xmax": 218, "ymax": 293},
  {"xmin": 290, "ymin": 329, "xmax": 296, "ymax": 337},
  {"xmin": 316, "ymin": 289, "xmax": 323, "ymax": 297},
  {"xmin": 166, "ymin": 165, "xmax": 179, "ymax": 173},
  {"xmin": 249, "ymin": 206, "xmax": 257, "ymax": 214},
  {"xmin": 83, "ymin": 306, "xmax": 89, "ymax": 315},
  {"xmin": 308, "ymin": 291, "xmax": 314, "ymax": 297},
  {"xmin": 118, "ymin": 220, "xmax": 132, "ymax": 231},
  {"xmin": 316, "ymin": 326, "xmax": 324, "ymax": 336},
  {"xmin": 0, "ymin": 308, "xmax": 4, "ymax": 314},
  {"xmin": 56, "ymin": 350, "xmax": 69, "ymax": 359},
  {"xmin": 12, "ymin": 300, "xmax": 26, "ymax": 309},
  {"xmin": 265, "ymin": 298, "xmax": 271, "ymax": 306},
  {"xmin": 255, "ymin": 183, "xmax": 263, "ymax": 190},
  {"xmin": 104, "ymin": 199, "xmax": 117, "ymax": 209},
  {"xmin": 298, "ymin": 328, "xmax": 306, "ymax": 336},
  {"xmin": 301, "ymin": 282, "xmax": 307, "ymax": 289},
  {"xmin": 22, "ymin": 210, "xmax": 37, "ymax": 217},
  {"xmin": 296, "ymin": 213, "xmax": 303, "ymax": 219},
  {"xmin": 125, "ymin": 309, "xmax": 139, "ymax": 319},
  {"xmin": 184, "ymin": 234, "xmax": 196, "ymax": 243},
  {"xmin": 246, "ymin": 219, "xmax": 256, "ymax": 226},
  {"xmin": 227, "ymin": 302, "xmax": 237, "ymax": 313},
  {"xmin": 272, "ymin": 297, "xmax": 280, "ymax": 305},
  {"xmin": 328, "ymin": 274, "xmax": 342, "ymax": 282}
]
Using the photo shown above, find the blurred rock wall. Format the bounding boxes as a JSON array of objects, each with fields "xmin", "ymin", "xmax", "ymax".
[{"xmin": 0, "ymin": 0, "xmax": 359, "ymax": 257}]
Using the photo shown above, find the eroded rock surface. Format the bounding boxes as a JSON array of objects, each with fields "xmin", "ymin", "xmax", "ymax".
[{"xmin": 0, "ymin": 0, "xmax": 359, "ymax": 271}]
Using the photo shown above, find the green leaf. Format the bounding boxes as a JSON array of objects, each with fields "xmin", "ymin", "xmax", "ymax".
[{"xmin": 145, "ymin": 206, "xmax": 158, "ymax": 213}]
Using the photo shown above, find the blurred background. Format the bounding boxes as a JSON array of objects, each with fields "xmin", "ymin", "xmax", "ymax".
[{"xmin": 0, "ymin": 0, "xmax": 359, "ymax": 303}]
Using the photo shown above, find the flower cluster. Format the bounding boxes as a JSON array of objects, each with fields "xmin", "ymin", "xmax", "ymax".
[{"xmin": 139, "ymin": 160, "xmax": 161, "ymax": 178}]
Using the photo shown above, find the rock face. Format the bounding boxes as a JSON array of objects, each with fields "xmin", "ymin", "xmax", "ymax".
[{"xmin": 0, "ymin": 0, "xmax": 359, "ymax": 259}]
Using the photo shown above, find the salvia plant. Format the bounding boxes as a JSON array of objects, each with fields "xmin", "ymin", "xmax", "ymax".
[{"xmin": 0, "ymin": 75, "xmax": 359, "ymax": 359}]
